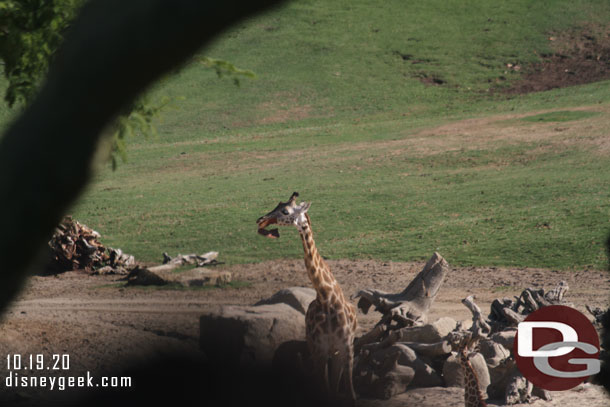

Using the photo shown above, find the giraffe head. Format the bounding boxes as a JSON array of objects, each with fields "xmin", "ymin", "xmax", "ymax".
[
  {"xmin": 257, "ymin": 192, "xmax": 311, "ymax": 238},
  {"xmin": 448, "ymin": 331, "xmax": 476, "ymax": 354}
]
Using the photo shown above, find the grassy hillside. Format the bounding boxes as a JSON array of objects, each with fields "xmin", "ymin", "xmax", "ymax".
[{"xmin": 8, "ymin": 0, "xmax": 610, "ymax": 269}]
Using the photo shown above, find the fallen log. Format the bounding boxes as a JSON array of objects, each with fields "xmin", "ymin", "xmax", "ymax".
[
  {"xmin": 461, "ymin": 295, "xmax": 491, "ymax": 339},
  {"xmin": 502, "ymin": 308, "xmax": 525, "ymax": 326},
  {"xmin": 162, "ymin": 251, "xmax": 220, "ymax": 267},
  {"xmin": 586, "ymin": 305, "xmax": 608, "ymax": 326},
  {"xmin": 149, "ymin": 252, "xmax": 221, "ymax": 273},
  {"xmin": 488, "ymin": 281, "xmax": 570, "ymax": 330},
  {"xmin": 354, "ymin": 325, "xmax": 385, "ymax": 353},
  {"xmin": 544, "ymin": 280, "xmax": 569, "ymax": 303}
]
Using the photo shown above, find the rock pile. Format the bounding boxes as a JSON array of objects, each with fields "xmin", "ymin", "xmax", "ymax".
[
  {"xmin": 46, "ymin": 216, "xmax": 224, "ymax": 283},
  {"xmin": 353, "ymin": 277, "xmax": 573, "ymax": 404},
  {"xmin": 195, "ymin": 253, "xmax": 591, "ymax": 404}
]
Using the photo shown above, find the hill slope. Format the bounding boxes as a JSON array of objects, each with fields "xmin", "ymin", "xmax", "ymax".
[{"xmin": 55, "ymin": 0, "xmax": 610, "ymax": 269}]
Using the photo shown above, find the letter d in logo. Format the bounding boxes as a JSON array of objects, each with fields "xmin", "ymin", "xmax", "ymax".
[{"xmin": 518, "ymin": 321, "xmax": 577, "ymax": 357}]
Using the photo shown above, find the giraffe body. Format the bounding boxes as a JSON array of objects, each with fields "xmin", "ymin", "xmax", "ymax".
[{"xmin": 257, "ymin": 193, "xmax": 357, "ymax": 404}]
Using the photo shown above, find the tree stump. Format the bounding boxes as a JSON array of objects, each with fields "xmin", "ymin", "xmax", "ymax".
[{"xmin": 354, "ymin": 252, "xmax": 449, "ymax": 329}]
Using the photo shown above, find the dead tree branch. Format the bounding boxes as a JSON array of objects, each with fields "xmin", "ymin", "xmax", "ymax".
[{"xmin": 354, "ymin": 252, "xmax": 449, "ymax": 329}]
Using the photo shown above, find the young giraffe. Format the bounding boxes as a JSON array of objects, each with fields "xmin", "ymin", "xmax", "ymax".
[
  {"xmin": 456, "ymin": 334, "xmax": 488, "ymax": 407},
  {"xmin": 257, "ymin": 192, "xmax": 358, "ymax": 404}
]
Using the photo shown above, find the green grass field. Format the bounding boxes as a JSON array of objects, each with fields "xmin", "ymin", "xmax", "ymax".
[{"xmin": 4, "ymin": 0, "xmax": 610, "ymax": 269}]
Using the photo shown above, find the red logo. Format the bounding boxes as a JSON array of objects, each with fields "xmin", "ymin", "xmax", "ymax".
[{"xmin": 514, "ymin": 305, "xmax": 600, "ymax": 391}]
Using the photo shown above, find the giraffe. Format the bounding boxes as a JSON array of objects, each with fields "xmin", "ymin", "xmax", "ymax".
[
  {"xmin": 257, "ymin": 192, "xmax": 358, "ymax": 405},
  {"xmin": 455, "ymin": 333, "xmax": 488, "ymax": 407}
]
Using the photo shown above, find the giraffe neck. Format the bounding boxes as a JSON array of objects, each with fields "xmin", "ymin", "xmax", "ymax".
[
  {"xmin": 297, "ymin": 213, "xmax": 338, "ymax": 302},
  {"xmin": 460, "ymin": 350, "xmax": 487, "ymax": 407}
]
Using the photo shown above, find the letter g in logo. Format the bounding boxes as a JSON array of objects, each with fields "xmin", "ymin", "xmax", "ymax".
[
  {"xmin": 533, "ymin": 341, "xmax": 600, "ymax": 378},
  {"xmin": 514, "ymin": 305, "xmax": 600, "ymax": 391}
]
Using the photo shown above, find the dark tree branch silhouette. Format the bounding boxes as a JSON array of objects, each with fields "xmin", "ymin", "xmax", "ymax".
[{"xmin": 0, "ymin": 0, "xmax": 287, "ymax": 313}]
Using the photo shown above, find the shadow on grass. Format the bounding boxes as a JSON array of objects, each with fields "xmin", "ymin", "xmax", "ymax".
[{"xmin": 520, "ymin": 110, "xmax": 600, "ymax": 122}]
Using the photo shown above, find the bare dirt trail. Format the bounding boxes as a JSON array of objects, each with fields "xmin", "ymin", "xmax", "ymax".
[{"xmin": 0, "ymin": 259, "xmax": 608, "ymax": 405}]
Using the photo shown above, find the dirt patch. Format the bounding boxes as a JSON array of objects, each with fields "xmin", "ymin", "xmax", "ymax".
[
  {"xmin": 325, "ymin": 104, "xmax": 610, "ymax": 162},
  {"xmin": 504, "ymin": 25, "xmax": 610, "ymax": 94},
  {"xmin": 0, "ymin": 259, "xmax": 608, "ymax": 405},
  {"xmin": 155, "ymin": 103, "xmax": 610, "ymax": 182},
  {"xmin": 255, "ymin": 92, "xmax": 313, "ymax": 125},
  {"xmin": 258, "ymin": 104, "xmax": 312, "ymax": 124}
]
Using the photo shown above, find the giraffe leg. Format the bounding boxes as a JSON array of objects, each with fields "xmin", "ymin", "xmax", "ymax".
[
  {"xmin": 312, "ymin": 355, "xmax": 330, "ymax": 396},
  {"xmin": 345, "ymin": 347, "xmax": 357, "ymax": 403},
  {"xmin": 329, "ymin": 348, "xmax": 357, "ymax": 406},
  {"xmin": 328, "ymin": 351, "xmax": 345, "ymax": 395}
]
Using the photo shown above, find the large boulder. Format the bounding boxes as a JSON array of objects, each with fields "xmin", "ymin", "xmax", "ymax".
[
  {"xmin": 357, "ymin": 343, "xmax": 443, "ymax": 391},
  {"xmin": 356, "ymin": 353, "xmax": 416, "ymax": 400},
  {"xmin": 200, "ymin": 304, "xmax": 305, "ymax": 367},
  {"xmin": 272, "ymin": 339, "xmax": 310, "ymax": 375},
  {"xmin": 255, "ymin": 287, "xmax": 316, "ymax": 315}
]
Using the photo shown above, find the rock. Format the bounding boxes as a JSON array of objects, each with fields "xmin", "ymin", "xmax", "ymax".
[
  {"xmin": 200, "ymin": 304, "xmax": 305, "ymax": 368},
  {"xmin": 400, "ymin": 340, "xmax": 452, "ymax": 358},
  {"xmin": 532, "ymin": 386, "xmax": 552, "ymax": 401},
  {"xmin": 504, "ymin": 370, "xmax": 533, "ymax": 405},
  {"xmin": 487, "ymin": 359, "xmax": 517, "ymax": 400},
  {"xmin": 255, "ymin": 287, "xmax": 316, "ymax": 315},
  {"xmin": 372, "ymin": 356, "xmax": 416, "ymax": 399},
  {"xmin": 468, "ymin": 353, "xmax": 490, "ymax": 398},
  {"xmin": 490, "ymin": 329, "xmax": 516, "ymax": 352},
  {"xmin": 479, "ymin": 339, "xmax": 510, "ymax": 368},
  {"xmin": 442, "ymin": 353, "xmax": 463, "ymax": 387},
  {"xmin": 366, "ymin": 343, "xmax": 443, "ymax": 388},
  {"xmin": 442, "ymin": 352, "xmax": 490, "ymax": 398},
  {"xmin": 372, "ymin": 343, "xmax": 417, "ymax": 366},
  {"xmin": 379, "ymin": 363, "xmax": 416, "ymax": 399},
  {"xmin": 355, "ymin": 349, "xmax": 415, "ymax": 399},
  {"xmin": 391, "ymin": 317, "xmax": 457, "ymax": 344},
  {"xmin": 457, "ymin": 319, "xmax": 473, "ymax": 330}
]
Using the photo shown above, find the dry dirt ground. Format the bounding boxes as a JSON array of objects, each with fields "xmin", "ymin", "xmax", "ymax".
[
  {"xmin": 503, "ymin": 24, "xmax": 610, "ymax": 94},
  {"xmin": 0, "ymin": 258, "xmax": 608, "ymax": 405}
]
